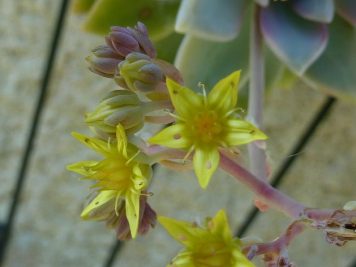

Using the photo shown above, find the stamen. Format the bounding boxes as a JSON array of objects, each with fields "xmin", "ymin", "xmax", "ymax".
[
  {"xmin": 165, "ymin": 110, "xmax": 186, "ymax": 122},
  {"xmin": 224, "ymin": 107, "xmax": 240, "ymax": 118},
  {"xmin": 183, "ymin": 145, "xmax": 195, "ymax": 163},
  {"xmin": 198, "ymin": 82, "xmax": 208, "ymax": 106},
  {"xmin": 126, "ymin": 150, "xmax": 140, "ymax": 165},
  {"xmin": 140, "ymin": 191, "xmax": 154, "ymax": 197},
  {"xmin": 107, "ymin": 137, "xmax": 112, "ymax": 150}
]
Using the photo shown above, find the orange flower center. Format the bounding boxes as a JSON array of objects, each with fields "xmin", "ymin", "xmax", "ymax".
[{"xmin": 192, "ymin": 111, "xmax": 223, "ymax": 144}]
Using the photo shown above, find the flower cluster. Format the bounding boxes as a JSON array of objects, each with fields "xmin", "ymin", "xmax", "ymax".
[
  {"xmin": 67, "ymin": 125, "xmax": 156, "ymax": 239},
  {"xmin": 68, "ymin": 22, "xmax": 267, "ymax": 265},
  {"xmin": 67, "ymin": 22, "xmax": 179, "ymax": 239}
]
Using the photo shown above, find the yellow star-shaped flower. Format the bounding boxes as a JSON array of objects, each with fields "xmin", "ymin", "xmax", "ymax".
[
  {"xmin": 149, "ymin": 71, "xmax": 267, "ymax": 188},
  {"xmin": 67, "ymin": 124, "xmax": 152, "ymax": 238},
  {"xmin": 159, "ymin": 210, "xmax": 255, "ymax": 267}
]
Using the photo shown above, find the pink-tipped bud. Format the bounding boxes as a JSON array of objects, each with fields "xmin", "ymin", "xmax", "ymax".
[
  {"xmin": 85, "ymin": 90, "xmax": 144, "ymax": 136},
  {"xmin": 115, "ymin": 52, "xmax": 164, "ymax": 92},
  {"xmin": 86, "ymin": 45, "xmax": 123, "ymax": 78},
  {"xmin": 107, "ymin": 22, "xmax": 156, "ymax": 58},
  {"xmin": 87, "ymin": 22, "xmax": 156, "ymax": 79}
]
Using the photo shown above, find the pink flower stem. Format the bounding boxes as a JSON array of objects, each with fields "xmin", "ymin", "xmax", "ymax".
[
  {"xmin": 244, "ymin": 221, "xmax": 306, "ymax": 258},
  {"xmin": 247, "ymin": 5, "xmax": 268, "ymax": 182},
  {"xmin": 220, "ymin": 152, "xmax": 304, "ymax": 219},
  {"xmin": 304, "ymin": 208, "xmax": 335, "ymax": 221},
  {"xmin": 140, "ymin": 144, "xmax": 336, "ymax": 221}
]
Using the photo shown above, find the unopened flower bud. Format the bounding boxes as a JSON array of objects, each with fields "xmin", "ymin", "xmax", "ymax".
[
  {"xmin": 87, "ymin": 22, "xmax": 156, "ymax": 78},
  {"xmin": 86, "ymin": 45, "xmax": 123, "ymax": 78},
  {"xmin": 106, "ymin": 22, "xmax": 156, "ymax": 58},
  {"xmin": 115, "ymin": 52, "xmax": 164, "ymax": 92},
  {"xmin": 85, "ymin": 90, "xmax": 144, "ymax": 136}
]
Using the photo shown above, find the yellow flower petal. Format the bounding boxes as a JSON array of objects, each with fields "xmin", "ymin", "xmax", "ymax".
[
  {"xmin": 116, "ymin": 124, "xmax": 128, "ymax": 158},
  {"xmin": 209, "ymin": 210, "xmax": 235, "ymax": 244},
  {"xmin": 225, "ymin": 132, "xmax": 267, "ymax": 146},
  {"xmin": 166, "ymin": 78, "xmax": 203, "ymax": 119},
  {"xmin": 158, "ymin": 216, "xmax": 207, "ymax": 248},
  {"xmin": 81, "ymin": 190, "xmax": 117, "ymax": 220},
  {"xmin": 193, "ymin": 147, "xmax": 220, "ymax": 189},
  {"xmin": 208, "ymin": 70, "xmax": 240, "ymax": 114},
  {"xmin": 225, "ymin": 119, "xmax": 268, "ymax": 146},
  {"xmin": 168, "ymin": 250, "xmax": 194, "ymax": 267},
  {"xmin": 66, "ymin": 160, "xmax": 98, "ymax": 176},
  {"xmin": 72, "ymin": 132, "xmax": 110, "ymax": 155},
  {"xmin": 148, "ymin": 124, "xmax": 192, "ymax": 149},
  {"xmin": 125, "ymin": 191, "xmax": 140, "ymax": 238},
  {"xmin": 226, "ymin": 119, "xmax": 259, "ymax": 131}
]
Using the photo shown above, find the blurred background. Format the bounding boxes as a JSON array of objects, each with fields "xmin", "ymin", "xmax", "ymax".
[{"xmin": 0, "ymin": 1, "xmax": 355, "ymax": 267}]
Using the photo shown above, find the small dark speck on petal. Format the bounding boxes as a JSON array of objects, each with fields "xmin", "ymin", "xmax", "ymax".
[{"xmin": 173, "ymin": 134, "xmax": 181, "ymax": 140}]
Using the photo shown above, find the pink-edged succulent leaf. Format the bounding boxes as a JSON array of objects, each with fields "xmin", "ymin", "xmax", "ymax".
[
  {"xmin": 81, "ymin": 0, "xmax": 180, "ymax": 40},
  {"xmin": 305, "ymin": 15, "xmax": 356, "ymax": 99},
  {"xmin": 292, "ymin": 0, "xmax": 334, "ymax": 23},
  {"xmin": 336, "ymin": 0, "xmax": 356, "ymax": 27},
  {"xmin": 175, "ymin": 0, "xmax": 248, "ymax": 41},
  {"xmin": 260, "ymin": 3, "xmax": 328, "ymax": 75}
]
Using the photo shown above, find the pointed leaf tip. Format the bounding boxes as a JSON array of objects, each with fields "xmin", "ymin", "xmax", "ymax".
[{"xmin": 292, "ymin": 0, "xmax": 334, "ymax": 23}]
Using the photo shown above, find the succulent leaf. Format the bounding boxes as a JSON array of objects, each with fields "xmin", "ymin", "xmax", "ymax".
[
  {"xmin": 260, "ymin": 3, "xmax": 329, "ymax": 74},
  {"xmin": 292, "ymin": 0, "xmax": 334, "ymax": 23},
  {"xmin": 174, "ymin": 18, "xmax": 250, "ymax": 91},
  {"xmin": 81, "ymin": 0, "xmax": 180, "ymax": 40},
  {"xmin": 305, "ymin": 16, "xmax": 356, "ymax": 99},
  {"xmin": 336, "ymin": 0, "xmax": 356, "ymax": 27},
  {"xmin": 175, "ymin": 0, "xmax": 248, "ymax": 41}
]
